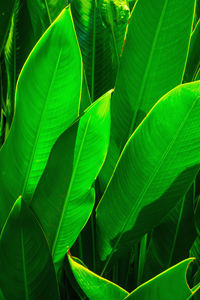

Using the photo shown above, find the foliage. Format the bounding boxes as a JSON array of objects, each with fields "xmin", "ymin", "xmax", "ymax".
[{"xmin": 1, "ymin": 0, "xmax": 200, "ymax": 299}]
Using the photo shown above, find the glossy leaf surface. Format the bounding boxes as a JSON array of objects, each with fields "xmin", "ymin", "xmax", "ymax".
[
  {"xmin": 96, "ymin": 81, "xmax": 200, "ymax": 262},
  {"xmin": 31, "ymin": 91, "xmax": 111, "ymax": 269},
  {"xmin": 0, "ymin": 197, "xmax": 59, "ymax": 300},
  {"xmin": 68, "ymin": 253, "xmax": 129, "ymax": 300},
  {"xmin": 0, "ymin": 7, "xmax": 82, "ymax": 227}
]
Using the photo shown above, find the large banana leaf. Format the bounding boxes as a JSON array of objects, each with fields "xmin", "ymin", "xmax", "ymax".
[
  {"xmin": 143, "ymin": 185, "xmax": 196, "ymax": 282},
  {"xmin": 68, "ymin": 252, "xmax": 129, "ymax": 300},
  {"xmin": 26, "ymin": 0, "xmax": 91, "ymax": 113},
  {"xmin": 71, "ymin": 0, "xmax": 129, "ymax": 100},
  {"xmin": 99, "ymin": 0, "xmax": 196, "ymax": 190},
  {"xmin": 0, "ymin": 0, "xmax": 16, "ymax": 55},
  {"xmin": 31, "ymin": 91, "xmax": 111, "ymax": 270},
  {"xmin": 96, "ymin": 81, "xmax": 200, "ymax": 263},
  {"xmin": 0, "ymin": 197, "xmax": 60, "ymax": 300},
  {"xmin": 0, "ymin": 7, "xmax": 82, "ymax": 228},
  {"xmin": 124, "ymin": 258, "xmax": 199, "ymax": 300}
]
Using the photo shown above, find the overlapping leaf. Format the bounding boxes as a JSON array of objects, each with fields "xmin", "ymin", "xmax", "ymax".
[
  {"xmin": 0, "ymin": 197, "xmax": 60, "ymax": 300},
  {"xmin": 31, "ymin": 91, "xmax": 111, "ymax": 270},
  {"xmin": 99, "ymin": 0, "xmax": 196, "ymax": 190},
  {"xmin": 68, "ymin": 252, "xmax": 129, "ymax": 300},
  {"xmin": 124, "ymin": 259, "xmax": 199, "ymax": 300},
  {"xmin": 143, "ymin": 186, "xmax": 196, "ymax": 282},
  {"xmin": 71, "ymin": 0, "xmax": 129, "ymax": 100},
  {"xmin": 26, "ymin": 0, "xmax": 67, "ymax": 41},
  {"xmin": 0, "ymin": 7, "xmax": 82, "ymax": 228},
  {"xmin": 96, "ymin": 81, "xmax": 200, "ymax": 262}
]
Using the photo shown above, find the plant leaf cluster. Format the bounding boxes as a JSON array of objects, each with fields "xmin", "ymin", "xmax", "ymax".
[{"xmin": 1, "ymin": 0, "xmax": 200, "ymax": 299}]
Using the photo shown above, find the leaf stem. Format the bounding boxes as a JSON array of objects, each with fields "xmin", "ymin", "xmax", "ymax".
[
  {"xmin": 137, "ymin": 233, "xmax": 147, "ymax": 286},
  {"xmin": 91, "ymin": 0, "xmax": 97, "ymax": 101},
  {"xmin": 91, "ymin": 212, "xmax": 96, "ymax": 271},
  {"xmin": 167, "ymin": 196, "xmax": 186, "ymax": 268},
  {"xmin": 44, "ymin": 0, "xmax": 52, "ymax": 24}
]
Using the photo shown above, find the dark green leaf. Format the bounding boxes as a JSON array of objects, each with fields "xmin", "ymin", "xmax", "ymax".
[{"xmin": 0, "ymin": 197, "xmax": 60, "ymax": 300}]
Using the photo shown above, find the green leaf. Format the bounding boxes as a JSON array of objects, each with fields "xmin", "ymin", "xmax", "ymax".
[
  {"xmin": 31, "ymin": 91, "xmax": 111, "ymax": 269},
  {"xmin": 0, "ymin": 290, "xmax": 5, "ymax": 300},
  {"xmin": 71, "ymin": 0, "xmax": 129, "ymax": 100},
  {"xmin": 0, "ymin": 196, "xmax": 60, "ymax": 300},
  {"xmin": 100, "ymin": 0, "xmax": 196, "ymax": 190},
  {"xmin": 26, "ymin": 0, "xmax": 67, "ymax": 41},
  {"xmin": 68, "ymin": 252, "xmax": 129, "ymax": 300},
  {"xmin": 124, "ymin": 258, "xmax": 198, "ymax": 300},
  {"xmin": 184, "ymin": 19, "xmax": 200, "ymax": 82},
  {"xmin": 0, "ymin": 6, "xmax": 82, "ymax": 228},
  {"xmin": 0, "ymin": 0, "xmax": 16, "ymax": 55},
  {"xmin": 143, "ymin": 185, "xmax": 196, "ymax": 282},
  {"xmin": 26, "ymin": 0, "xmax": 91, "ymax": 114},
  {"xmin": 96, "ymin": 81, "xmax": 200, "ymax": 263}
]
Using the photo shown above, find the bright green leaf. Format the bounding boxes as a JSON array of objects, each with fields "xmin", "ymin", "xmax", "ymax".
[
  {"xmin": 100, "ymin": 0, "xmax": 196, "ymax": 190},
  {"xmin": 0, "ymin": 7, "xmax": 82, "ymax": 228},
  {"xmin": 68, "ymin": 252, "xmax": 129, "ymax": 300},
  {"xmin": 96, "ymin": 81, "xmax": 200, "ymax": 263},
  {"xmin": 31, "ymin": 91, "xmax": 111, "ymax": 270}
]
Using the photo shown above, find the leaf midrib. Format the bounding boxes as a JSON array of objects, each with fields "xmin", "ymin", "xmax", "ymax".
[
  {"xmin": 105, "ymin": 95, "xmax": 199, "ymax": 264},
  {"xmin": 52, "ymin": 115, "xmax": 92, "ymax": 258},
  {"xmin": 127, "ymin": 0, "xmax": 169, "ymax": 138},
  {"xmin": 21, "ymin": 226, "xmax": 29, "ymax": 300},
  {"xmin": 21, "ymin": 48, "xmax": 63, "ymax": 197}
]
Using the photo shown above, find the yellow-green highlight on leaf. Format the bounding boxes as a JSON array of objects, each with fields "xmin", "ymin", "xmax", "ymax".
[
  {"xmin": 124, "ymin": 258, "xmax": 199, "ymax": 300},
  {"xmin": 0, "ymin": 6, "xmax": 82, "ymax": 228},
  {"xmin": 31, "ymin": 90, "xmax": 112, "ymax": 271},
  {"xmin": 68, "ymin": 252, "xmax": 129, "ymax": 300},
  {"xmin": 96, "ymin": 80, "xmax": 200, "ymax": 264},
  {"xmin": 0, "ymin": 196, "xmax": 60, "ymax": 300}
]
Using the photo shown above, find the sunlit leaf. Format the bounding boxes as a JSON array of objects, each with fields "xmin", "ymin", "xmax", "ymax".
[
  {"xmin": 0, "ymin": 7, "xmax": 82, "ymax": 228},
  {"xmin": 96, "ymin": 81, "xmax": 200, "ymax": 262},
  {"xmin": 31, "ymin": 91, "xmax": 111, "ymax": 270}
]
